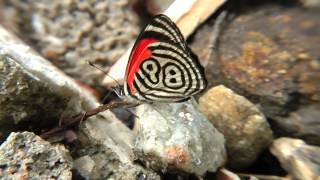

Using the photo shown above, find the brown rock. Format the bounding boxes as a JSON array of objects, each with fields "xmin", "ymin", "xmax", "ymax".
[
  {"xmin": 199, "ymin": 85, "xmax": 273, "ymax": 169},
  {"xmin": 191, "ymin": 4, "xmax": 320, "ymax": 145},
  {"xmin": 216, "ymin": 168, "xmax": 241, "ymax": 180},
  {"xmin": 270, "ymin": 137, "xmax": 320, "ymax": 180},
  {"xmin": 276, "ymin": 104, "xmax": 320, "ymax": 145}
]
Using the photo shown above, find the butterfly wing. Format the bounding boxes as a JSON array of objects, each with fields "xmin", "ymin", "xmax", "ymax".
[{"xmin": 124, "ymin": 14, "xmax": 207, "ymax": 102}]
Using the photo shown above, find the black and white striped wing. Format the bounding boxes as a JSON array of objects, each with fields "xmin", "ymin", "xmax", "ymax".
[{"xmin": 124, "ymin": 14, "xmax": 207, "ymax": 102}]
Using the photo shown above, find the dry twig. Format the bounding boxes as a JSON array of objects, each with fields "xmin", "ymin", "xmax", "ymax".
[{"xmin": 40, "ymin": 101, "xmax": 139, "ymax": 139}]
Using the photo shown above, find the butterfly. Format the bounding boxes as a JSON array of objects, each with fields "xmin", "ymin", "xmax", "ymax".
[{"xmin": 115, "ymin": 14, "xmax": 207, "ymax": 103}]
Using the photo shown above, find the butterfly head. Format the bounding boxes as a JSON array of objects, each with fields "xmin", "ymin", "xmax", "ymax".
[{"xmin": 112, "ymin": 85, "xmax": 126, "ymax": 99}]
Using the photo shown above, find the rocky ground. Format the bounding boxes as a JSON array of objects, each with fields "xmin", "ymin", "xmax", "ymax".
[{"xmin": 0, "ymin": 0, "xmax": 319, "ymax": 180}]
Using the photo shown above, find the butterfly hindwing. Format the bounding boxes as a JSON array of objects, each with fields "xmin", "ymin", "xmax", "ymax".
[{"xmin": 124, "ymin": 14, "xmax": 207, "ymax": 102}]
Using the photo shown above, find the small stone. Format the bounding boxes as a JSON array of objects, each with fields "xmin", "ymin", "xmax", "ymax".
[
  {"xmin": 276, "ymin": 104, "xmax": 320, "ymax": 145},
  {"xmin": 134, "ymin": 100, "xmax": 226, "ymax": 176},
  {"xmin": 73, "ymin": 144, "xmax": 160, "ymax": 180},
  {"xmin": 270, "ymin": 137, "xmax": 320, "ymax": 180},
  {"xmin": 199, "ymin": 85, "xmax": 273, "ymax": 169},
  {"xmin": 216, "ymin": 168, "xmax": 241, "ymax": 180},
  {"xmin": 299, "ymin": 0, "xmax": 320, "ymax": 8},
  {"xmin": 0, "ymin": 132, "xmax": 72, "ymax": 179},
  {"xmin": 73, "ymin": 155, "xmax": 95, "ymax": 178}
]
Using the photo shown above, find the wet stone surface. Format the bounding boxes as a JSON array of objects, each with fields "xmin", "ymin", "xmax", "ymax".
[{"xmin": 134, "ymin": 100, "xmax": 226, "ymax": 176}]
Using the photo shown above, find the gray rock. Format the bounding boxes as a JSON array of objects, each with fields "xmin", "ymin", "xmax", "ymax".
[
  {"xmin": 134, "ymin": 100, "xmax": 226, "ymax": 176},
  {"xmin": 0, "ymin": 132, "xmax": 72, "ymax": 179},
  {"xmin": 75, "ymin": 116, "xmax": 160, "ymax": 180},
  {"xmin": 0, "ymin": 26, "xmax": 156, "ymax": 179},
  {"xmin": 270, "ymin": 138, "xmax": 320, "ymax": 180},
  {"xmin": 1, "ymin": 0, "xmax": 140, "ymax": 88},
  {"xmin": 0, "ymin": 47, "xmax": 68, "ymax": 138},
  {"xmin": 0, "ymin": 25, "xmax": 102, "ymax": 137},
  {"xmin": 0, "ymin": 24, "xmax": 132, "ymax": 144},
  {"xmin": 73, "ymin": 155, "xmax": 95, "ymax": 178},
  {"xmin": 199, "ymin": 85, "xmax": 273, "ymax": 169},
  {"xmin": 276, "ymin": 104, "xmax": 320, "ymax": 145},
  {"xmin": 73, "ymin": 145, "xmax": 160, "ymax": 180}
]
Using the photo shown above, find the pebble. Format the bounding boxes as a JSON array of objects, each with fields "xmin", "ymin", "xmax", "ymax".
[
  {"xmin": 199, "ymin": 85, "xmax": 273, "ymax": 169},
  {"xmin": 270, "ymin": 137, "xmax": 320, "ymax": 180},
  {"xmin": 0, "ymin": 132, "xmax": 72, "ymax": 179}
]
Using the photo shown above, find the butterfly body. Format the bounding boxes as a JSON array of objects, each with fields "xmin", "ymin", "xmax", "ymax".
[{"xmin": 120, "ymin": 14, "xmax": 207, "ymax": 103}]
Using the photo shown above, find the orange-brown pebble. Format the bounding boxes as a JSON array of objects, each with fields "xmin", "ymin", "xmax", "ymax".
[
  {"xmin": 166, "ymin": 145, "xmax": 188, "ymax": 167},
  {"xmin": 43, "ymin": 50, "xmax": 59, "ymax": 59}
]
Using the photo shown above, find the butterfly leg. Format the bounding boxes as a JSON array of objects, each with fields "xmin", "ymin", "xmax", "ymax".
[
  {"xmin": 101, "ymin": 90, "xmax": 113, "ymax": 104},
  {"xmin": 58, "ymin": 115, "xmax": 65, "ymax": 127},
  {"xmin": 124, "ymin": 108, "xmax": 140, "ymax": 119},
  {"xmin": 80, "ymin": 111, "xmax": 87, "ymax": 125}
]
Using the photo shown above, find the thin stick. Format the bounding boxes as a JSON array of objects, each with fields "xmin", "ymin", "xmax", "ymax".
[
  {"xmin": 236, "ymin": 173, "xmax": 288, "ymax": 180},
  {"xmin": 205, "ymin": 11, "xmax": 228, "ymax": 62},
  {"xmin": 40, "ymin": 101, "xmax": 140, "ymax": 139}
]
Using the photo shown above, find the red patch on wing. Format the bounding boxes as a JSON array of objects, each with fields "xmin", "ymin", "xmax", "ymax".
[{"xmin": 126, "ymin": 38, "xmax": 158, "ymax": 94}]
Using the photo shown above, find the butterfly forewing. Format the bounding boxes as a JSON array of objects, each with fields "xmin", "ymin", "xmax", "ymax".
[{"xmin": 124, "ymin": 14, "xmax": 207, "ymax": 102}]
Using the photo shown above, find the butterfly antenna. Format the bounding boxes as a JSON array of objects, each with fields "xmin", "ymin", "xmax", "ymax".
[
  {"xmin": 208, "ymin": 11, "xmax": 228, "ymax": 50},
  {"xmin": 87, "ymin": 61, "xmax": 121, "ymax": 87}
]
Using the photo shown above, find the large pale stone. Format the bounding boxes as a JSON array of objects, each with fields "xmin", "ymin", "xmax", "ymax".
[
  {"xmin": 134, "ymin": 100, "xmax": 226, "ymax": 176},
  {"xmin": 270, "ymin": 138, "xmax": 320, "ymax": 180}
]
